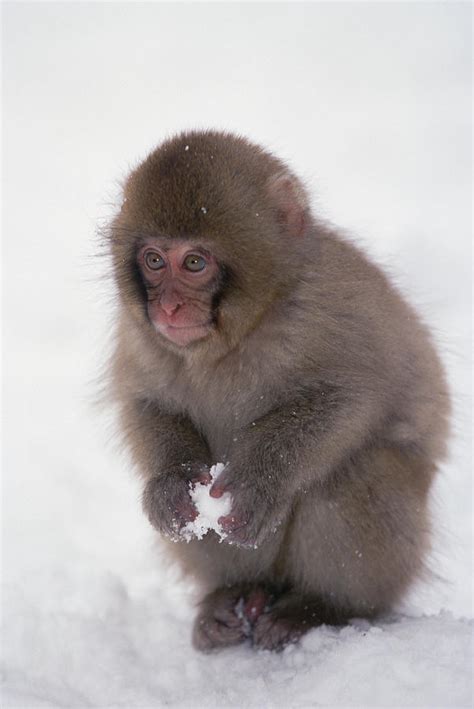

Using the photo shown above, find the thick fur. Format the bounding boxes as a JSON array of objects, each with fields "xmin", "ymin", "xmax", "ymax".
[{"xmin": 107, "ymin": 130, "xmax": 450, "ymax": 651}]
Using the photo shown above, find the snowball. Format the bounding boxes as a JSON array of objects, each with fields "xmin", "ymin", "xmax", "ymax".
[{"xmin": 182, "ymin": 463, "xmax": 232, "ymax": 542}]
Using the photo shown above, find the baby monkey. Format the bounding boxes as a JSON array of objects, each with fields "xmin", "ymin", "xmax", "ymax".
[{"xmin": 107, "ymin": 130, "xmax": 449, "ymax": 651}]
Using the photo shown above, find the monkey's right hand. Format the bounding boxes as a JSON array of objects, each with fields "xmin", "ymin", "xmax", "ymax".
[{"xmin": 142, "ymin": 465, "xmax": 211, "ymax": 540}]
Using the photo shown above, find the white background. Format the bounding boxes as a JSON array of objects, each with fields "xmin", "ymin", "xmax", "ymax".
[{"xmin": 3, "ymin": 3, "xmax": 472, "ymax": 707}]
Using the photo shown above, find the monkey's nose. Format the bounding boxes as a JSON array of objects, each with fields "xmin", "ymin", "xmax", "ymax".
[
  {"xmin": 161, "ymin": 301, "xmax": 182, "ymax": 317},
  {"xmin": 160, "ymin": 289, "xmax": 184, "ymax": 317}
]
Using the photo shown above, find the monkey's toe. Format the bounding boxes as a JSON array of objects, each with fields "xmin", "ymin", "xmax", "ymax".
[
  {"xmin": 252, "ymin": 612, "xmax": 305, "ymax": 652},
  {"xmin": 192, "ymin": 586, "xmax": 249, "ymax": 652},
  {"xmin": 243, "ymin": 588, "xmax": 269, "ymax": 622},
  {"xmin": 192, "ymin": 613, "xmax": 246, "ymax": 652}
]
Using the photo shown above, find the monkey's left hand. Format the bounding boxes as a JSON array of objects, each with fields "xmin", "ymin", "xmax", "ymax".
[{"xmin": 210, "ymin": 464, "xmax": 284, "ymax": 548}]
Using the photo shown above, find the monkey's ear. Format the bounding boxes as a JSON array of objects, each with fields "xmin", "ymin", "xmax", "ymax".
[{"xmin": 266, "ymin": 172, "xmax": 309, "ymax": 238}]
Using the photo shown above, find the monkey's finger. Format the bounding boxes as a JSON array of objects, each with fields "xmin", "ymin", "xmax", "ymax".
[
  {"xmin": 218, "ymin": 514, "xmax": 253, "ymax": 546},
  {"xmin": 209, "ymin": 467, "xmax": 236, "ymax": 497},
  {"xmin": 209, "ymin": 481, "xmax": 227, "ymax": 498},
  {"xmin": 191, "ymin": 470, "xmax": 212, "ymax": 487},
  {"xmin": 175, "ymin": 500, "xmax": 199, "ymax": 524}
]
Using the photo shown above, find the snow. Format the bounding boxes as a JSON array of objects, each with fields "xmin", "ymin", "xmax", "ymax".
[
  {"xmin": 2, "ymin": 569, "xmax": 472, "ymax": 709},
  {"xmin": 183, "ymin": 463, "xmax": 232, "ymax": 541},
  {"xmin": 2, "ymin": 3, "xmax": 472, "ymax": 708}
]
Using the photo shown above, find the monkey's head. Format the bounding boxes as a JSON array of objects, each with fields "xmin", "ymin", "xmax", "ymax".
[{"xmin": 110, "ymin": 131, "xmax": 312, "ymax": 353}]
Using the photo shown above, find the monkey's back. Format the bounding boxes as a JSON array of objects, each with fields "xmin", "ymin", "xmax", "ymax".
[{"xmin": 308, "ymin": 230, "xmax": 450, "ymax": 459}]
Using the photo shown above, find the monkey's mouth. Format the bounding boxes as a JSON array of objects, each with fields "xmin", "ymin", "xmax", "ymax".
[{"xmin": 157, "ymin": 322, "xmax": 213, "ymax": 346}]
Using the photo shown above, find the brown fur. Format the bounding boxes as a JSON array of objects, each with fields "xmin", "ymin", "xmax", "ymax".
[{"xmin": 106, "ymin": 130, "xmax": 450, "ymax": 651}]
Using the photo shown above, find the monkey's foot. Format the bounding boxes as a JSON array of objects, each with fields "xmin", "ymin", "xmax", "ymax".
[
  {"xmin": 192, "ymin": 587, "xmax": 247, "ymax": 652},
  {"xmin": 252, "ymin": 611, "xmax": 306, "ymax": 651},
  {"xmin": 252, "ymin": 596, "xmax": 330, "ymax": 651},
  {"xmin": 193, "ymin": 586, "xmax": 273, "ymax": 652}
]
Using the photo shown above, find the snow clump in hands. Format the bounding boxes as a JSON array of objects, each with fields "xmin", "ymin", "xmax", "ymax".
[{"xmin": 182, "ymin": 463, "xmax": 232, "ymax": 541}]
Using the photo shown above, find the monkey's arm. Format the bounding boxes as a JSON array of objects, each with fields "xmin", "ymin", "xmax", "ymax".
[
  {"xmin": 120, "ymin": 398, "xmax": 211, "ymax": 538},
  {"xmin": 211, "ymin": 385, "xmax": 383, "ymax": 547}
]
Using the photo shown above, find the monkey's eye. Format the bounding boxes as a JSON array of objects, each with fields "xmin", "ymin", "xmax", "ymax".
[
  {"xmin": 183, "ymin": 254, "xmax": 207, "ymax": 272},
  {"xmin": 144, "ymin": 251, "xmax": 165, "ymax": 270}
]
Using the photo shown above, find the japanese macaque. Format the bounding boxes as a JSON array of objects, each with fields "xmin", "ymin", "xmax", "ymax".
[{"xmin": 107, "ymin": 130, "xmax": 449, "ymax": 652}]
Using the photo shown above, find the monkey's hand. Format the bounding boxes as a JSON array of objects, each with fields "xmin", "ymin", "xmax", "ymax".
[
  {"xmin": 142, "ymin": 465, "xmax": 211, "ymax": 540},
  {"xmin": 210, "ymin": 465, "xmax": 283, "ymax": 549}
]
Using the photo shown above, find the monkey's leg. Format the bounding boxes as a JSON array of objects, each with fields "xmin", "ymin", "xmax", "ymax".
[
  {"xmin": 283, "ymin": 446, "xmax": 435, "ymax": 624},
  {"xmin": 254, "ymin": 447, "xmax": 434, "ymax": 651},
  {"xmin": 192, "ymin": 585, "xmax": 273, "ymax": 652}
]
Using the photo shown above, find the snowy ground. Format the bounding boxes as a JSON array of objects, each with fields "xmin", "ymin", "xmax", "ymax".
[{"xmin": 2, "ymin": 3, "xmax": 472, "ymax": 708}]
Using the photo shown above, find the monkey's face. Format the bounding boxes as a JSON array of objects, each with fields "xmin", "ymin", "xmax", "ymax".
[
  {"xmin": 111, "ymin": 131, "xmax": 311, "ymax": 354},
  {"xmin": 137, "ymin": 239, "xmax": 220, "ymax": 347}
]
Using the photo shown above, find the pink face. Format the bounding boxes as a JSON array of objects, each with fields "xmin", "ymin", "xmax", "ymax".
[{"xmin": 137, "ymin": 240, "xmax": 220, "ymax": 347}]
